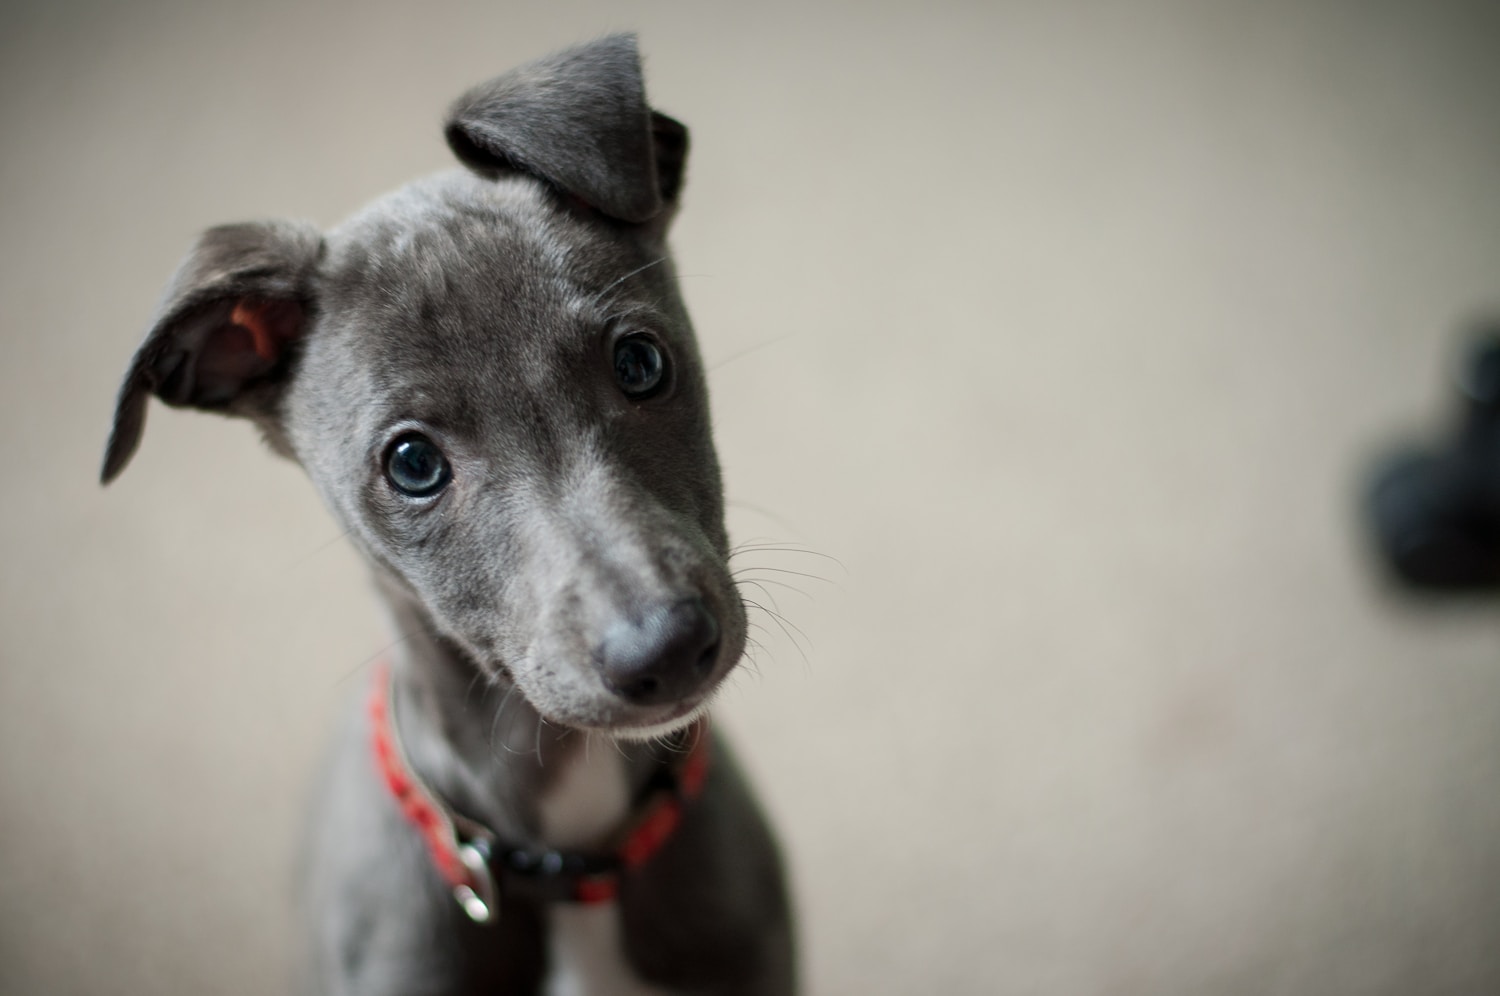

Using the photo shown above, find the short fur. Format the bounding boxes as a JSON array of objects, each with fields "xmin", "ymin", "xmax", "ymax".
[{"xmin": 103, "ymin": 35, "xmax": 795, "ymax": 996}]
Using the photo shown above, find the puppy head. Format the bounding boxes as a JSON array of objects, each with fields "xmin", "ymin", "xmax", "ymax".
[{"xmin": 102, "ymin": 36, "xmax": 744, "ymax": 734}]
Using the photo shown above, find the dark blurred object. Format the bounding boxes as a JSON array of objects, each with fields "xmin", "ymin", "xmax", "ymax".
[{"xmin": 1366, "ymin": 326, "xmax": 1500, "ymax": 591}]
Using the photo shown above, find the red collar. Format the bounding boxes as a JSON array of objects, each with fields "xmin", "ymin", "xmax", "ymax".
[{"xmin": 367, "ymin": 662, "xmax": 710, "ymax": 924}]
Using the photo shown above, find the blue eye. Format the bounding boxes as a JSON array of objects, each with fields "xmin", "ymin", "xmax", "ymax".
[
  {"xmin": 613, "ymin": 336, "xmax": 667, "ymax": 398},
  {"xmin": 385, "ymin": 434, "xmax": 451, "ymax": 497}
]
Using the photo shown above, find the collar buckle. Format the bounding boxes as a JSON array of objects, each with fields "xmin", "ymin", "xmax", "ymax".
[{"xmin": 453, "ymin": 839, "xmax": 499, "ymax": 924}]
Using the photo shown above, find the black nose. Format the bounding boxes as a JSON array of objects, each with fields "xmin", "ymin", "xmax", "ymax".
[{"xmin": 598, "ymin": 598, "xmax": 721, "ymax": 705}]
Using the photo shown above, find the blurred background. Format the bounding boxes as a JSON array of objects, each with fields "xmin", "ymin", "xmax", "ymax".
[{"xmin": 3, "ymin": 1, "xmax": 1499, "ymax": 993}]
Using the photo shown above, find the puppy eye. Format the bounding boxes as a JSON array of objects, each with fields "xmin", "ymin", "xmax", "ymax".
[
  {"xmin": 613, "ymin": 336, "xmax": 667, "ymax": 399},
  {"xmin": 385, "ymin": 434, "xmax": 451, "ymax": 497}
]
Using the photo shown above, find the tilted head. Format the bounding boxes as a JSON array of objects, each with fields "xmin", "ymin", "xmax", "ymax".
[{"xmin": 102, "ymin": 35, "xmax": 743, "ymax": 735}]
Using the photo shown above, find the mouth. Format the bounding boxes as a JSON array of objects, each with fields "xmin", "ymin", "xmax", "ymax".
[
  {"xmin": 563, "ymin": 671, "xmax": 723, "ymax": 737},
  {"xmin": 593, "ymin": 696, "xmax": 715, "ymax": 741}
]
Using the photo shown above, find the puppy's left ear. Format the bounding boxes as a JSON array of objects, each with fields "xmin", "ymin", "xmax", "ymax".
[
  {"xmin": 101, "ymin": 220, "xmax": 323, "ymax": 484},
  {"xmin": 444, "ymin": 33, "xmax": 688, "ymax": 226}
]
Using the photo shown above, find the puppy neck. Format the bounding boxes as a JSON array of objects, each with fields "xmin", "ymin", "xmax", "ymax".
[{"xmin": 375, "ymin": 583, "xmax": 660, "ymax": 848}]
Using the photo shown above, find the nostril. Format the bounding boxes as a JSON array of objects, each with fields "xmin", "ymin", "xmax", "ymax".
[
  {"xmin": 627, "ymin": 674, "xmax": 661, "ymax": 699},
  {"xmin": 695, "ymin": 637, "xmax": 719, "ymax": 674},
  {"xmin": 598, "ymin": 597, "xmax": 721, "ymax": 706}
]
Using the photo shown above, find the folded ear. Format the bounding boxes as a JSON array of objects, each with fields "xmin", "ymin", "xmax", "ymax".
[
  {"xmin": 101, "ymin": 220, "xmax": 323, "ymax": 484},
  {"xmin": 444, "ymin": 33, "xmax": 688, "ymax": 225}
]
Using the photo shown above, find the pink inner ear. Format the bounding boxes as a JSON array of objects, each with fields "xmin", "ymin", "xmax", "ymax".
[
  {"xmin": 193, "ymin": 298, "xmax": 306, "ymax": 399},
  {"xmin": 230, "ymin": 299, "xmax": 304, "ymax": 360}
]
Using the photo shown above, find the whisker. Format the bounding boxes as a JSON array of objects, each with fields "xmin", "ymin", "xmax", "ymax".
[
  {"xmin": 735, "ymin": 578, "xmax": 785, "ymax": 615},
  {"xmin": 708, "ymin": 331, "xmax": 798, "ymax": 371},
  {"xmin": 490, "ymin": 683, "xmax": 527, "ymax": 757},
  {"xmin": 759, "ymin": 601, "xmax": 812, "ymax": 643},
  {"xmin": 745, "ymin": 621, "xmax": 776, "ymax": 644},
  {"xmin": 334, "ymin": 632, "xmax": 414, "ymax": 686},
  {"xmin": 724, "ymin": 502, "xmax": 806, "ymax": 538},
  {"xmin": 741, "ymin": 598, "xmax": 810, "ymax": 665},
  {"xmin": 534, "ymin": 713, "xmax": 550, "ymax": 765},
  {"xmin": 282, "ymin": 527, "xmax": 354, "ymax": 573},
  {"xmin": 731, "ymin": 565, "xmax": 834, "ymax": 585},
  {"xmin": 736, "ymin": 644, "xmax": 765, "ymax": 682},
  {"xmin": 730, "ymin": 543, "xmax": 846, "ymax": 572},
  {"xmin": 464, "ymin": 667, "xmax": 492, "ymax": 707},
  {"xmin": 588, "ymin": 255, "xmax": 668, "ymax": 310},
  {"xmin": 737, "ymin": 575, "xmax": 812, "ymax": 601}
]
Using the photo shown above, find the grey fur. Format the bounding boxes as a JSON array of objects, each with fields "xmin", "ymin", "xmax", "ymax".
[
  {"xmin": 445, "ymin": 34, "xmax": 688, "ymax": 223},
  {"xmin": 103, "ymin": 35, "xmax": 794, "ymax": 996}
]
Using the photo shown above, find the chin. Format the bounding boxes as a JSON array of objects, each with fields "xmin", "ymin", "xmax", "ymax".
[
  {"xmin": 551, "ymin": 694, "xmax": 714, "ymax": 742},
  {"xmin": 608, "ymin": 699, "xmax": 714, "ymax": 742}
]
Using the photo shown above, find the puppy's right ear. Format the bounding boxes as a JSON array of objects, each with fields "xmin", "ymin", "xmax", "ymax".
[{"xmin": 101, "ymin": 220, "xmax": 323, "ymax": 484}]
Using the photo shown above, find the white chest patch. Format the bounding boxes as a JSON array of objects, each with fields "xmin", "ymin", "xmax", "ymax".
[{"xmin": 540, "ymin": 741, "xmax": 672, "ymax": 996}]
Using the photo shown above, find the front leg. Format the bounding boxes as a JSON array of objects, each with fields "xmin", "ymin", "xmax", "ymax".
[{"xmin": 616, "ymin": 733, "xmax": 797, "ymax": 996}]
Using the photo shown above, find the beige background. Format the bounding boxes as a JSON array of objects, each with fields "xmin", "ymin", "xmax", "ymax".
[{"xmin": 3, "ymin": 1, "xmax": 1500, "ymax": 993}]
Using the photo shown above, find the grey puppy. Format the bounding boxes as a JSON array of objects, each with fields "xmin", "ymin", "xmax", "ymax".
[{"xmin": 102, "ymin": 35, "xmax": 795, "ymax": 996}]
